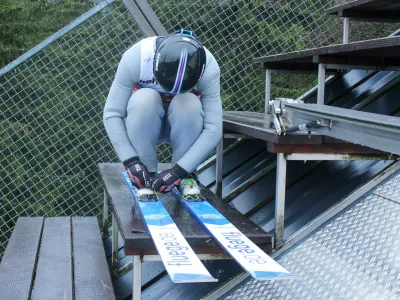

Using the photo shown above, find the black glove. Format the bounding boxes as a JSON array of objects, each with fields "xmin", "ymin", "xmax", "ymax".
[
  {"xmin": 151, "ymin": 164, "xmax": 188, "ymax": 193},
  {"xmin": 123, "ymin": 157, "xmax": 150, "ymax": 189}
]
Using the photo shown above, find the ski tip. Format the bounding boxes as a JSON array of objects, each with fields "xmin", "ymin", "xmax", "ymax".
[
  {"xmin": 171, "ymin": 273, "xmax": 218, "ymax": 283},
  {"xmin": 250, "ymin": 271, "xmax": 295, "ymax": 281}
]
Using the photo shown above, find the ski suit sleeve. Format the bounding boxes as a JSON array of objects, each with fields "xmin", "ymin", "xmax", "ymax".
[
  {"xmin": 103, "ymin": 44, "xmax": 141, "ymax": 162},
  {"xmin": 176, "ymin": 51, "xmax": 223, "ymax": 173}
]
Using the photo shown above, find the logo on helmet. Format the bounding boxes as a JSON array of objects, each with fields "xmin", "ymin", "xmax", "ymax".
[
  {"xmin": 199, "ymin": 63, "xmax": 205, "ymax": 80},
  {"xmin": 155, "ymin": 53, "xmax": 161, "ymax": 72}
]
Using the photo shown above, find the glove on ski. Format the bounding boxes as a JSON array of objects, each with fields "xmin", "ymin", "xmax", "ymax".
[
  {"xmin": 151, "ymin": 164, "xmax": 188, "ymax": 193},
  {"xmin": 123, "ymin": 157, "xmax": 150, "ymax": 189}
]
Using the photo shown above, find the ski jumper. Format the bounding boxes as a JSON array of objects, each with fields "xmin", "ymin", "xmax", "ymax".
[{"xmin": 103, "ymin": 37, "xmax": 222, "ymax": 173}]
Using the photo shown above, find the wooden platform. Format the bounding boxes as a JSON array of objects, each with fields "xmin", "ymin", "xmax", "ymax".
[
  {"xmin": 0, "ymin": 217, "xmax": 115, "ymax": 300},
  {"xmin": 253, "ymin": 36, "xmax": 400, "ymax": 72},
  {"xmin": 327, "ymin": 0, "xmax": 400, "ymax": 21},
  {"xmin": 99, "ymin": 163, "xmax": 272, "ymax": 256},
  {"xmin": 223, "ymin": 111, "xmax": 389, "ymax": 155}
]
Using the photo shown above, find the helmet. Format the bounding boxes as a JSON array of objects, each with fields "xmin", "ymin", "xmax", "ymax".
[{"xmin": 153, "ymin": 30, "xmax": 206, "ymax": 94}]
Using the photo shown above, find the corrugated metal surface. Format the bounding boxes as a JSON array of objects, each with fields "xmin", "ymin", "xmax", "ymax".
[{"xmin": 223, "ymin": 172, "xmax": 400, "ymax": 300}]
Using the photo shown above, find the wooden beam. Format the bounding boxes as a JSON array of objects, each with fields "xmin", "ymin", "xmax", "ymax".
[{"xmin": 267, "ymin": 142, "xmax": 389, "ymax": 154}]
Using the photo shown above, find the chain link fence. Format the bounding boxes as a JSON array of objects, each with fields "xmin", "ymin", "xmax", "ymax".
[{"xmin": 1, "ymin": 0, "xmax": 399, "ymax": 257}]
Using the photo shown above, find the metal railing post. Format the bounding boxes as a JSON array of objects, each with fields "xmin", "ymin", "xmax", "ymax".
[
  {"xmin": 317, "ymin": 64, "xmax": 326, "ymax": 105},
  {"xmin": 274, "ymin": 153, "xmax": 287, "ymax": 249},
  {"xmin": 265, "ymin": 69, "xmax": 272, "ymax": 113},
  {"xmin": 343, "ymin": 17, "xmax": 349, "ymax": 44},
  {"xmin": 215, "ymin": 138, "xmax": 224, "ymax": 197}
]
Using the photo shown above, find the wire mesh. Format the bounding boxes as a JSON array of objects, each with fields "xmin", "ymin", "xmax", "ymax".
[
  {"xmin": 0, "ymin": 0, "xmax": 146, "ymax": 256},
  {"xmin": 1, "ymin": 0, "xmax": 399, "ymax": 257},
  {"xmin": 149, "ymin": 0, "xmax": 400, "ymax": 111}
]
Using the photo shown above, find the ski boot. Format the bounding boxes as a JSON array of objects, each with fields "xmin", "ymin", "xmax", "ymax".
[
  {"xmin": 136, "ymin": 188, "xmax": 158, "ymax": 201},
  {"xmin": 179, "ymin": 175, "xmax": 201, "ymax": 201}
]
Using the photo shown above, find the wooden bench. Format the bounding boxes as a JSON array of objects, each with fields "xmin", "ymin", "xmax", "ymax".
[
  {"xmin": 99, "ymin": 162, "xmax": 272, "ymax": 299},
  {"xmin": 0, "ymin": 217, "xmax": 115, "ymax": 300}
]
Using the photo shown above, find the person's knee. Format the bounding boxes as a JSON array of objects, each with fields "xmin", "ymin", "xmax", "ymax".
[
  {"xmin": 169, "ymin": 93, "xmax": 204, "ymax": 125},
  {"xmin": 127, "ymin": 88, "xmax": 163, "ymax": 116}
]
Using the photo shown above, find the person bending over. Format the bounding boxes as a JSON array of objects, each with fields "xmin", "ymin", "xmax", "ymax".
[{"xmin": 103, "ymin": 30, "xmax": 222, "ymax": 193}]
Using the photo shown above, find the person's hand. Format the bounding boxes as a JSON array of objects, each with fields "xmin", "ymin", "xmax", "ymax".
[
  {"xmin": 151, "ymin": 164, "xmax": 188, "ymax": 193},
  {"xmin": 123, "ymin": 157, "xmax": 150, "ymax": 189}
]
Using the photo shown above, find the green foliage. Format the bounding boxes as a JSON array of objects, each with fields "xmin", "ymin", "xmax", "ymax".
[
  {"xmin": 0, "ymin": 0, "xmax": 93, "ymax": 67},
  {"xmin": 0, "ymin": 0, "xmax": 145, "ymax": 255}
]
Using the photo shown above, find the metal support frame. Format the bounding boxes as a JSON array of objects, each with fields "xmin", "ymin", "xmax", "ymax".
[
  {"xmin": 285, "ymin": 102, "xmax": 400, "ymax": 155},
  {"xmin": 286, "ymin": 153, "xmax": 393, "ymax": 161},
  {"xmin": 274, "ymin": 153, "xmax": 287, "ymax": 249},
  {"xmin": 112, "ymin": 214, "xmax": 119, "ymax": 275},
  {"xmin": 265, "ymin": 69, "xmax": 272, "ymax": 113},
  {"xmin": 215, "ymin": 138, "xmax": 224, "ymax": 197},
  {"xmin": 133, "ymin": 255, "xmax": 142, "ymax": 300},
  {"xmin": 102, "ymin": 191, "xmax": 109, "ymax": 237},
  {"xmin": 114, "ymin": 253, "xmax": 230, "ymax": 280},
  {"xmin": 203, "ymin": 160, "xmax": 400, "ymax": 300},
  {"xmin": 317, "ymin": 64, "xmax": 326, "ymax": 104},
  {"xmin": 122, "ymin": 0, "xmax": 167, "ymax": 37},
  {"xmin": 343, "ymin": 17, "xmax": 350, "ymax": 44}
]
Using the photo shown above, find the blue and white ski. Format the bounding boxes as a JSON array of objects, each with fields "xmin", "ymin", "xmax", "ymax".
[
  {"xmin": 172, "ymin": 187, "xmax": 293, "ymax": 281},
  {"xmin": 123, "ymin": 172, "xmax": 217, "ymax": 283}
]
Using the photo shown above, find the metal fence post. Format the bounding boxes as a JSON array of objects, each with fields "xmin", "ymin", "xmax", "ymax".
[
  {"xmin": 317, "ymin": 64, "xmax": 326, "ymax": 105},
  {"xmin": 343, "ymin": 17, "xmax": 350, "ymax": 44},
  {"xmin": 215, "ymin": 138, "xmax": 224, "ymax": 197},
  {"xmin": 265, "ymin": 69, "xmax": 272, "ymax": 113},
  {"xmin": 274, "ymin": 153, "xmax": 287, "ymax": 249}
]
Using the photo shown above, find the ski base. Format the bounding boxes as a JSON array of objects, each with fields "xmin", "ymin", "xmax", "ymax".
[
  {"xmin": 172, "ymin": 188, "xmax": 293, "ymax": 281},
  {"xmin": 123, "ymin": 172, "xmax": 217, "ymax": 283}
]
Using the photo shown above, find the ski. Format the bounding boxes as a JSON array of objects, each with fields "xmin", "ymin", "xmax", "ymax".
[
  {"xmin": 172, "ymin": 187, "xmax": 293, "ymax": 281},
  {"xmin": 123, "ymin": 172, "xmax": 217, "ymax": 283}
]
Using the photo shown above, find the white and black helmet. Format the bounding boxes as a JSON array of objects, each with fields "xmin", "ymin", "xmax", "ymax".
[{"xmin": 153, "ymin": 30, "xmax": 206, "ymax": 94}]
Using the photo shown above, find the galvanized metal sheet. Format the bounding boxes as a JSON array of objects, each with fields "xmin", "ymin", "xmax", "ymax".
[
  {"xmin": 372, "ymin": 172, "xmax": 400, "ymax": 204},
  {"xmin": 224, "ymin": 192, "xmax": 400, "ymax": 300}
]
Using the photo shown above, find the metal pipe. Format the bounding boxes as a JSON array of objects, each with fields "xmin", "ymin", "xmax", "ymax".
[
  {"xmin": 343, "ymin": 17, "xmax": 349, "ymax": 44},
  {"xmin": 0, "ymin": 0, "xmax": 115, "ymax": 77},
  {"xmin": 215, "ymin": 138, "xmax": 223, "ymax": 197},
  {"xmin": 112, "ymin": 214, "xmax": 118, "ymax": 275},
  {"xmin": 265, "ymin": 69, "xmax": 272, "ymax": 113},
  {"xmin": 274, "ymin": 153, "xmax": 287, "ymax": 249},
  {"xmin": 102, "ymin": 191, "xmax": 109, "ymax": 237},
  {"xmin": 317, "ymin": 64, "xmax": 326, "ymax": 105},
  {"xmin": 133, "ymin": 255, "xmax": 141, "ymax": 300}
]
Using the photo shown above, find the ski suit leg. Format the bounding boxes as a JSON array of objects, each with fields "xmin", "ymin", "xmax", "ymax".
[
  {"xmin": 125, "ymin": 88, "xmax": 165, "ymax": 172},
  {"xmin": 167, "ymin": 93, "xmax": 204, "ymax": 167}
]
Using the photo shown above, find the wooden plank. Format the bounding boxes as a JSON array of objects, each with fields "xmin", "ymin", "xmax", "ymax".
[
  {"xmin": 253, "ymin": 36, "xmax": 400, "ymax": 68},
  {"xmin": 0, "ymin": 217, "xmax": 44, "ymax": 300},
  {"xmin": 326, "ymin": 0, "xmax": 400, "ymax": 17},
  {"xmin": 72, "ymin": 217, "xmax": 115, "ymax": 300},
  {"xmin": 31, "ymin": 217, "xmax": 73, "ymax": 300},
  {"xmin": 99, "ymin": 163, "xmax": 272, "ymax": 255},
  {"xmin": 316, "ymin": 54, "xmax": 400, "ymax": 68}
]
